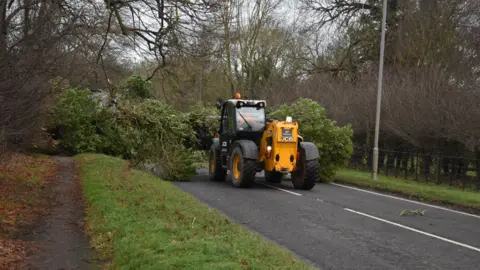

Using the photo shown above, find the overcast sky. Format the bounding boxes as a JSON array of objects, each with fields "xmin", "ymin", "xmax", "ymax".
[{"xmin": 122, "ymin": 0, "xmax": 334, "ymax": 65}]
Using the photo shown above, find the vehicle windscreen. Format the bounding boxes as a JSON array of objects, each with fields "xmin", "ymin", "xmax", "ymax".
[{"xmin": 236, "ymin": 106, "xmax": 265, "ymax": 132}]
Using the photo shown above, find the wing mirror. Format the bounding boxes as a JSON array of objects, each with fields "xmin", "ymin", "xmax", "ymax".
[{"xmin": 216, "ymin": 98, "xmax": 223, "ymax": 109}]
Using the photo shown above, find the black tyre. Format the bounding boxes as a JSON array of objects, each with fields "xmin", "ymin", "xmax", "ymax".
[
  {"xmin": 265, "ymin": 170, "xmax": 283, "ymax": 183},
  {"xmin": 209, "ymin": 145, "xmax": 227, "ymax": 182},
  {"xmin": 291, "ymin": 146, "xmax": 319, "ymax": 190},
  {"xmin": 230, "ymin": 146, "xmax": 257, "ymax": 188}
]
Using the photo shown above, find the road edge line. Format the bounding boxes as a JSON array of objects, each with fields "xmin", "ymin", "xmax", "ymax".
[
  {"xmin": 331, "ymin": 183, "xmax": 480, "ymax": 219},
  {"xmin": 344, "ymin": 208, "xmax": 480, "ymax": 253}
]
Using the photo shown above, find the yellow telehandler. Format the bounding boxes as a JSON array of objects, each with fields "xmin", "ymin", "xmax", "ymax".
[{"xmin": 208, "ymin": 93, "xmax": 320, "ymax": 190}]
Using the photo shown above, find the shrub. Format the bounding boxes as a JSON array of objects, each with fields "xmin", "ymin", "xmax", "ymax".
[
  {"xmin": 119, "ymin": 75, "xmax": 152, "ymax": 99},
  {"xmin": 269, "ymin": 98, "xmax": 353, "ymax": 182},
  {"xmin": 183, "ymin": 103, "xmax": 219, "ymax": 150},
  {"xmin": 48, "ymin": 88, "xmax": 106, "ymax": 153},
  {"xmin": 185, "ymin": 103, "xmax": 219, "ymax": 134}
]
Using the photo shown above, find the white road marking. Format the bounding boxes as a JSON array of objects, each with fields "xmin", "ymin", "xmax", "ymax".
[
  {"xmin": 344, "ymin": 207, "xmax": 480, "ymax": 253},
  {"xmin": 331, "ymin": 183, "xmax": 480, "ymax": 219},
  {"xmin": 255, "ymin": 181, "xmax": 303, "ymax": 196}
]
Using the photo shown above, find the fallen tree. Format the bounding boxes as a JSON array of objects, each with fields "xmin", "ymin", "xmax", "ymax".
[
  {"xmin": 47, "ymin": 77, "xmax": 353, "ymax": 182},
  {"xmin": 47, "ymin": 76, "xmax": 198, "ymax": 181}
]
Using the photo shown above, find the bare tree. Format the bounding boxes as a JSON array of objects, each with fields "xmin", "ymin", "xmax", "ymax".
[
  {"xmin": 213, "ymin": 0, "xmax": 285, "ymax": 96},
  {"xmin": 0, "ymin": 0, "xmax": 87, "ymax": 149},
  {"xmin": 103, "ymin": 0, "xmax": 220, "ymax": 80},
  {"xmin": 0, "ymin": 0, "xmax": 135, "ymax": 150}
]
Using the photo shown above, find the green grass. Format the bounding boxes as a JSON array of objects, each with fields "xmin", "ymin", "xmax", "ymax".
[
  {"xmin": 334, "ymin": 169, "xmax": 480, "ymax": 210},
  {"xmin": 76, "ymin": 153, "xmax": 315, "ymax": 270}
]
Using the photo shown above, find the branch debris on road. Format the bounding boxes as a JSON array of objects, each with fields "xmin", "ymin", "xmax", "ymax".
[{"xmin": 400, "ymin": 209, "xmax": 427, "ymax": 216}]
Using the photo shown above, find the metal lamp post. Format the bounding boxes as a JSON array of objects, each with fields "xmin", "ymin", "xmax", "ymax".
[{"xmin": 372, "ymin": 0, "xmax": 388, "ymax": 180}]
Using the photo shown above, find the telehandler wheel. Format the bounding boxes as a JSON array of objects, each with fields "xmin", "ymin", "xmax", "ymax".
[
  {"xmin": 265, "ymin": 171, "xmax": 283, "ymax": 183},
  {"xmin": 209, "ymin": 145, "xmax": 227, "ymax": 182},
  {"xmin": 230, "ymin": 146, "xmax": 257, "ymax": 188},
  {"xmin": 291, "ymin": 146, "xmax": 319, "ymax": 190}
]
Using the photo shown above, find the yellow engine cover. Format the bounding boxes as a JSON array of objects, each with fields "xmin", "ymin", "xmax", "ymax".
[{"xmin": 259, "ymin": 120, "xmax": 299, "ymax": 173}]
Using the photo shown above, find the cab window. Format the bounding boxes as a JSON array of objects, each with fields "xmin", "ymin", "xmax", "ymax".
[
  {"xmin": 221, "ymin": 103, "xmax": 236, "ymax": 134},
  {"xmin": 236, "ymin": 106, "xmax": 265, "ymax": 132}
]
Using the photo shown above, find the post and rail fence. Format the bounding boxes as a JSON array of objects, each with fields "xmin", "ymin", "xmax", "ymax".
[{"xmin": 347, "ymin": 149, "xmax": 480, "ymax": 192}]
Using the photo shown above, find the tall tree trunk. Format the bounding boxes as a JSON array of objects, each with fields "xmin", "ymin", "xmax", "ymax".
[
  {"xmin": 222, "ymin": 2, "xmax": 235, "ymax": 96},
  {"xmin": 0, "ymin": 0, "xmax": 7, "ymax": 54}
]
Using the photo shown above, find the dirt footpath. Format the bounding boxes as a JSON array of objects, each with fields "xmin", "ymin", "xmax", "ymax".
[{"xmin": 23, "ymin": 156, "xmax": 97, "ymax": 270}]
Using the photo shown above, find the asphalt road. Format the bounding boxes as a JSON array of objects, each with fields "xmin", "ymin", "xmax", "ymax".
[{"xmin": 174, "ymin": 169, "xmax": 480, "ymax": 270}]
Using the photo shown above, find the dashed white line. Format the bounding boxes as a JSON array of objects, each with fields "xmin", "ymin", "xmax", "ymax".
[
  {"xmin": 257, "ymin": 179, "xmax": 480, "ymax": 252},
  {"xmin": 255, "ymin": 181, "xmax": 303, "ymax": 196},
  {"xmin": 331, "ymin": 183, "xmax": 480, "ymax": 219},
  {"xmin": 344, "ymin": 207, "xmax": 480, "ymax": 253}
]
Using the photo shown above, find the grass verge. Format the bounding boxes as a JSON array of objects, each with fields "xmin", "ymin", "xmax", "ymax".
[
  {"xmin": 76, "ymin": 153, "xmax": 315, "ymax": 270},
  {"xmin": 334, "ymin": 169, "xmax": 480, "ymax": 213},
  {"xmin": 0, "ymin": 153, "xmax": 57, "ymax": 269}
]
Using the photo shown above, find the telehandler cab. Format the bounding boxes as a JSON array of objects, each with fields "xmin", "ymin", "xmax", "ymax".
[{"xmin": 209, "ymin": 93, "xmax": 320, "ymax": 190}]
